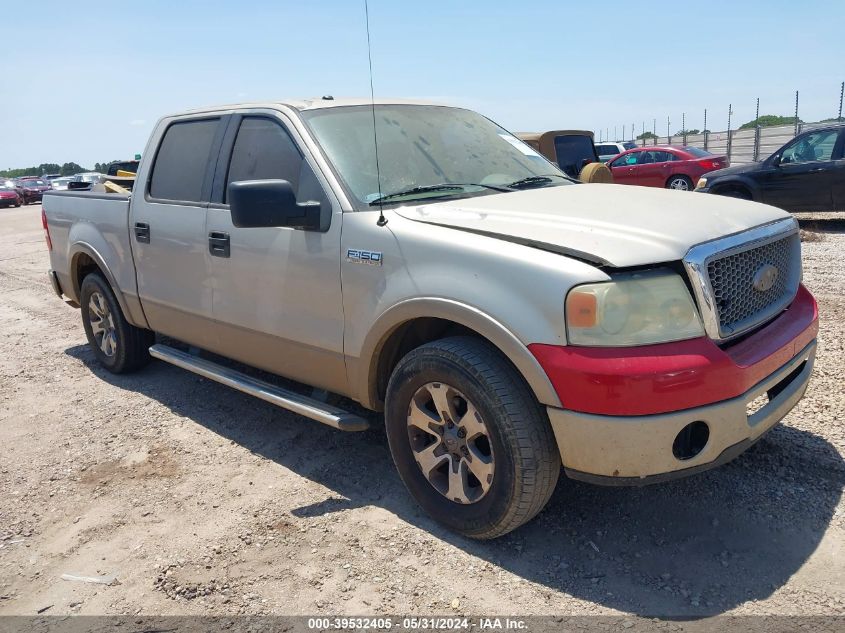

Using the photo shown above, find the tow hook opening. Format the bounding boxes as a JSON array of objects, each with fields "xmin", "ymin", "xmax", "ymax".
[{"xmin": 672, "ymin": 421, "xmax": 710, "ymax": 461}]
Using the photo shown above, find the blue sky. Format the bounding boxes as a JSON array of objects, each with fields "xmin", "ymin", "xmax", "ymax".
[{"xmin": 2, "ymin": 0, "xmax": 843, "ymax": 168}]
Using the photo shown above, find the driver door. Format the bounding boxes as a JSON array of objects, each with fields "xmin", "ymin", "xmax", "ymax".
[
  {"xmin": 205, "ymin": 112, "xmax": 348, "ymax": 395},
  {"xmin": 760, "ymin": 129, "xmax": 839, "ymax": 211},
  {"xmin": 609, "ymin": 151, "xmax": 642, "ymax": 185}
]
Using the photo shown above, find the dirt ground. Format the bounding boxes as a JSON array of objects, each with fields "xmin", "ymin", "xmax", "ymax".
[{"xmin": 0, "ymin": 204, "xmax": 843, "ymax": 618}]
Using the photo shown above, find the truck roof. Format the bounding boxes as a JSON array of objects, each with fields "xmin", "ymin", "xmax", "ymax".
[{"xmin": 178, "ymin": 97, "xmax": 448, "ymax": 116}]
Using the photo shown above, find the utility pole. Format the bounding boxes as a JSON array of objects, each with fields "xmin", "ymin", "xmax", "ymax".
[
  {"xmin": 794, "ymin": 90, "xmax": 799, "ymax": 136},
  {"xmin": 753, "ymin": 98, "xmax": 761, "ymax": 162},
  {"xmin": 726, "ymin": 104, "xmax": 733, "ymax": 161},
  {"xmin": 682, "ymin": 112, "xmax": 686, "ymax": 144},
  {"xmin": 667, "ymin": 116, "xmax": 670, "ymax": 141},
  {"xmin": 703, "ymin": 108, "xmax": 708, "ymax": 150},
  {"xmin": 839, "ymin": 81, "xmax": 844, "ymax": 122}
]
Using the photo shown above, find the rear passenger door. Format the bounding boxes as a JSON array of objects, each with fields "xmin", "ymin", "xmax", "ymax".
[
  {"xmin": 205, "ymin": 111, "xmax": 348, "ymax": 395},
  {"xmin": 130, "ymin": 116, "xmax": 225, "ymax": 349},
  {"xmin": 637, "ymin": 150, "xmax": 674, "ymax": 187}
]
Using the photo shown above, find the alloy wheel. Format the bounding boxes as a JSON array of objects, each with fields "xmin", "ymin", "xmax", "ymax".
[
  {"xmin": 88, "ymin": 291, "xmax": 117, "ymax": 357},
  {"xmin": 406, "ymin": 382, "xmax": 495, "ymax": 504}
]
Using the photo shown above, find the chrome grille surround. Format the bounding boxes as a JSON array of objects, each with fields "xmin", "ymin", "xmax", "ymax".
[{"xmin": 683, "ymin": 218, "xmax": 801, "ymax": 342}]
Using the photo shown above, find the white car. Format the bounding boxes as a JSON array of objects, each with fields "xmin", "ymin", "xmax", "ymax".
[{"xmin": 595, "ymin": 141, "xmax": 637, "ymax": 163}]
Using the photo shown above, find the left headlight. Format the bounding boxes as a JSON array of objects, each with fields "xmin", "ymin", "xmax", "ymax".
[
  {"xmin": 565, "ymin": 269, "xmax": 704, "ymax": 346},
  {"xmin": 695, "ymin": 177, "xmax": 707, "ymax": 189}
]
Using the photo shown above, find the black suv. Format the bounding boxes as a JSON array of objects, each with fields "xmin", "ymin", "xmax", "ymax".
[{"xmin": 697, "ymin": 124, "xmax": 845, "ymax": 211}]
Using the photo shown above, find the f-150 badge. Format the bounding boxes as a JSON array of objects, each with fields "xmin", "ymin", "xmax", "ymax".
[{"xmin": 347, "ymin": 249, "xmax": 383, "ymax": 266}]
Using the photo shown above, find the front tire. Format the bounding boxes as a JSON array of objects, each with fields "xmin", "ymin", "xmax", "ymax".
[
  {"xmin": 666, "ymin": 175, "xmax": 693, "ymax": 191},
  {"xmin": 80, "ymin": 273, "xmax": 154, "ymax": 373},
  {"xmin": 385, "ymin": 336, "xmax": 560, "ymax": 539}
]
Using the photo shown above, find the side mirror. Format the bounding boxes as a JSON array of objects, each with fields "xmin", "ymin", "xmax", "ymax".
[
  {"xmin": 771, "ymin": 154, "xmax": 781, "ymax": 167},
  {"xmin": 228, "ymin": 179, "xmax": 320, "ymax": 230}
]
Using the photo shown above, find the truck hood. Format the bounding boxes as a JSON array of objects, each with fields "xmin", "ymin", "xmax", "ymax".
[{"xmin": 394, "ymin": 184, "xmax": 788, "ymax": 267}]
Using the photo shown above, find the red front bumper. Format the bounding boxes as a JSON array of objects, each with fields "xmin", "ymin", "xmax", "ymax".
[{"xmin": 529, "ymin": 284, "xmax": 818, "ymax": 416}]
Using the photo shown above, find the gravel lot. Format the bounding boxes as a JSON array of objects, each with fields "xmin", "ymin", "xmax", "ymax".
[{"xmin": 0, "ymin": 205, "xmax": 843, "ymax": 619}]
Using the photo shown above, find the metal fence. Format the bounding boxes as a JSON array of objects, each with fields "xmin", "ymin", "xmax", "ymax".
[{"xmin": 637, "ymin": 120, "xmax": 841, "ymax": 165}]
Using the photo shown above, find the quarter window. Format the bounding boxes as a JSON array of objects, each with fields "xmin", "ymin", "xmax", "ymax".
[{"xmin": 149, "ymin": 118, "xmax": 219, "ymax": 202}]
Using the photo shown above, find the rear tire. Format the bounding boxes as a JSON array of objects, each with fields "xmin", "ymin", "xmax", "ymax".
[
  {"xmin": 385, "ymin": 336, "xmax": 560, "ymax": 539},
  {"xmin": 80, "ymin": 273, "xmax": 154, "ymax": 374},
  {"xmin": 666, "ymin": 175, "xmax": 693, "ymax": 191}
]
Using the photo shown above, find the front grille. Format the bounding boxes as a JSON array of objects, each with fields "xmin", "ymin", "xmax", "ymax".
[
  {"xmin": 683, "ymin": 219, "xmax": 802, "ymax": 342},
  {"xmin": 706, "ymin": 234, "xmax": 796, "ymax": 332}
]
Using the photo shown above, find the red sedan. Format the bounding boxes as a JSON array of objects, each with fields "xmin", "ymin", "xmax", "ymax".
[{"xmin": 608, "ymin": 146, "xmax": 727, "ymax": 191}]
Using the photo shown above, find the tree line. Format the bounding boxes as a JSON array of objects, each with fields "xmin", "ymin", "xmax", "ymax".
[{"xmin": 1, "ymin": 160, "xmax": 123, "ymax": 179}]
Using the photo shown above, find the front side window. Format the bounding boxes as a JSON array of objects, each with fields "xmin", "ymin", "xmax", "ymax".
[
  {"xmin": 149, "ymin": 118, "xmax": 219, "ymax": 202},
  {"xmin": 225, "ymin": 117, "xmax": 304, "ymax": 202},
  {"xmin": 611, "ymin": 152, "xmax": 640, "ymax": 167},
  {"xmin": 780, "ymin": 130, "xmax": 838, "ymax": 164},
  {"xmin": 302, "ymin": 105, "xmax": 567, "ymax": 208}
]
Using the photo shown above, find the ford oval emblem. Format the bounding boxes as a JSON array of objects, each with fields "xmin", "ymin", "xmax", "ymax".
[{"xmin": 752, "ymin": 264, "xmax": 779, "ymax": 292}]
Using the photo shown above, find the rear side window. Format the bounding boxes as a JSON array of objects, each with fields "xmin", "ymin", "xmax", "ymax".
[
  {"xmin": 149, "ymin": 118, "xmax": 219, "ymax": 202},
  {"xmin": 596, "ymin": 144, "xmax": 618, "ymax": 155},
  {"xmin": 225, "ymin": 117, "xmax": 304, "ymax": 202},
  {"xmin": 554, "ymin": 135, "xmax": 596, "ymax": 177}
]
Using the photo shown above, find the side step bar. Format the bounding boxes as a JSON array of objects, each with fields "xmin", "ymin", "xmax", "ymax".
[{"xmin": 149, "ymin": 344, "xmax": 370, "ymax": 432}]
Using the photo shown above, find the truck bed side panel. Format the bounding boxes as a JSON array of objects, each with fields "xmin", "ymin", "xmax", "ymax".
[{"xmin": 43, "ymin": 191, "xmax": 148, "ymax": 328}]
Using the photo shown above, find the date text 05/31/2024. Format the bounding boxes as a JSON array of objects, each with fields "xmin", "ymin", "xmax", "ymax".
[{"xmin": 306, "ymin": 617, "xmax": 528, "ymax": 630}]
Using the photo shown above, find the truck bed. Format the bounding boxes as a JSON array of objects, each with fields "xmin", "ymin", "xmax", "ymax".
[{"xmin": 43, "ymin": 190, "xmax": 138, "ymax": 310}]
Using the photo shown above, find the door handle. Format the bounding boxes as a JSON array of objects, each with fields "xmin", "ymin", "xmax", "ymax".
[
  {"xmin": 134, "ymin": 222, "xmax": 150, "ymax": 243},
  {"xmin": 208, "ymin": 231, "xmax": 230, "ymax": 258}
]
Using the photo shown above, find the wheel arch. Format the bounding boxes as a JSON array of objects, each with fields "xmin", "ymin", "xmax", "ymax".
[
  {"xmin": 710, "ymin": 177, "xmax": 757, "ymax": 200},
  {"xmin": 354, "ymin": 297, "xmax": 561, "ymax": 411},
  {"xmin": 69, "ymin": 243, "xmax": 145, "ymax": 327}
]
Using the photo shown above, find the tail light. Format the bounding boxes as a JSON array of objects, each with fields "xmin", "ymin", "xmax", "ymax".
[
  {"xmin": 42, "ymin": 208, "xmax": 52, "ymax": 251},
  {"xmin": 698, "ymin": 159, "xmax": 722, "ymax": 170}
]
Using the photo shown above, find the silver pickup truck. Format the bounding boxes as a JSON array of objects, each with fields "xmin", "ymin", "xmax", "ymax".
[{"xmin": 43, "ymin": 98, "xmax": 818, "ymax": 538}]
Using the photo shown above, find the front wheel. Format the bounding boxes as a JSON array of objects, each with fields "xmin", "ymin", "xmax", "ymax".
[
  {"xmin": 385, "ymin": 336, "xmax": 560, "ymax": 539},
  {"xmin": 80, "ymin": 273, "xmax": 154, "ymax": 373},
  {"xmin": 666, "ymin": 175, "xmax": 693, "ymax": 191}
]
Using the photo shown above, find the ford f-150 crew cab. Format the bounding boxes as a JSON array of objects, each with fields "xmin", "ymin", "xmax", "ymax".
[{"xmin": 43, "ymin": 98, "xmax": 818, "ymax": 539}]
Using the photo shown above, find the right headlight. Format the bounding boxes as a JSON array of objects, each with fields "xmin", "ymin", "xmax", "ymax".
[
  {"xmin": 695, "ymin": 177, "xmax": 707, "ymax": 189},
  {"xmin": 565, "ymin": 269, "xmax": 704, "ymax": 346}
]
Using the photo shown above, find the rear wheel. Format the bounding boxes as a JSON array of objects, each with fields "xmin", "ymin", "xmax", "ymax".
[
  {"xmin": 666, "ymin": 175, "xmax": 693, "ymax": 191},
  {"xmin": 385, "ymin": 336, "xmax": 560, "ymax": 539},
  {"xmin": 80, "ymin": 273, "xmax": 154, "ymax": 373}
]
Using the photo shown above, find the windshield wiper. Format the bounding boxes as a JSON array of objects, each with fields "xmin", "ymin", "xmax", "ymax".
[
  {"xmin": 504, "ymin": 174, "xmax": 573, "ymax": 189},
  {"xmin": 369, "ymin": 182, "xmax": 510, "ymax": 206}
]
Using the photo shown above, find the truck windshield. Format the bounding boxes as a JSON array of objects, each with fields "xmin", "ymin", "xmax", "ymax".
[{"xmin": 302, "ymin": 105, "xmax": 570, "ymax": 207}]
